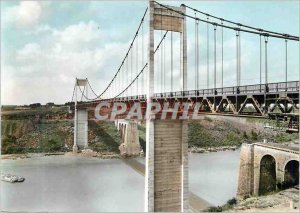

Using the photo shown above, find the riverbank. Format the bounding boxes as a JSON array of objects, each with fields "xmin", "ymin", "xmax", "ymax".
[
  {"xmin": 1, "ymin": 151, "xmax": 121, "ymax": 160},
  {"xmin": 232, "ymin": 187, "xmax": 299, "ymax": 212},
  {"xmin": 203, "ymin": 187, "xmax": 299, "ymax": 212},
  {"xmin": 189, "ymin": 145, "xmax": 238, "ymax": 153}
]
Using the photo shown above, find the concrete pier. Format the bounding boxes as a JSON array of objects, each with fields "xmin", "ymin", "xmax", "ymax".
[
  {"xmin": 118, "ymin": 121, "xmax": 141, "ymax": 156},
  {"xmin": 73, "ymin": 109, "xmax": 88, "ymax": 151}
]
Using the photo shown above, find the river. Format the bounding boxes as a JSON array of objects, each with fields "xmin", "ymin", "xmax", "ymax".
[{"xmin": 0, "ymin": 150, "xmax": 240, "ymax": 212}]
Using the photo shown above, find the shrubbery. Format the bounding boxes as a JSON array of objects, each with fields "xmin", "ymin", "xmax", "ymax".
[{"xmin": 203, "ymin": 197, "xmax": 237, "ymax": 212}]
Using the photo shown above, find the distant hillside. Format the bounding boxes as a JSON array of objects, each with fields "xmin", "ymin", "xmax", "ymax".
[
  {"xmin": 1, "ymin": 109, "xmax": 298, "ymax": 154},
  {"xmin": 1, "ymin": 107, "xmax": 121, "ymax": 155}
]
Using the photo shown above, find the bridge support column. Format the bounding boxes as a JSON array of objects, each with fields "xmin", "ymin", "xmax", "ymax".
[
  {"xmin": 145, "ymin": 120, "xmax": 189, "ymax": 212},
  {"xmin": 119, "ymin": 121, "xmax": 141, "ymax": 156},
  {"xmin": 73, "ymin": 108, "xmax": 88, "ymax": 152},
  {"xmin": 236, "ymin": 144, "xmax": 254, "ymax": 199}
]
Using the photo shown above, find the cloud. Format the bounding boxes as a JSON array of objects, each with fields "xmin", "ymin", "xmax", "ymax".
[
  {"xmin": 2, "ymin": 1, "xmax": 44, "ymax": 28},
  {"xmin": 17, "ymin": 2, "xmax": 42, "ymax": 26},
  {"xmin": 2, "ymin": 20, "xmax": 131, "ymax": 105},
  {"xmin": 53, "ymin": 21, "xmax": 100, "ymax": 46}
]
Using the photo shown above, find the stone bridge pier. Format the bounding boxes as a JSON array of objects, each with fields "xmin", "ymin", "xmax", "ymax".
[
  {"xmin": 237, "ymin": 143, "xmax": 299, "ymax": 199},
  {"xmin": 116, "ymin": 120, "xmax": 141, "ymax": 156},
  {"xmin": 145, "ymin": 1, "xmax": 189, "ymax": 211},
  {"xmin": 73, "ymin": 108, "xmax": 88, "ymax": 152}
]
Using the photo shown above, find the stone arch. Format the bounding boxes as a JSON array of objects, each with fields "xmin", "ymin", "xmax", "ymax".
[
  {"xmin": 259, "ymin": 154, "xmax": 276, "ymax": 195},
  {"xmin": 284, "ymin": 160, "xmax": 299, "ymax": 187}
]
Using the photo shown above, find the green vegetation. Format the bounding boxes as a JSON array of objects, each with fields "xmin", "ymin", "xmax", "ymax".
[
  {"xmin": 88, "ymin": 121, "xmax": 120, "ymax": 153},
  {"xmin": 138, "ymin": 124, "xmax": 146, "ymax": 153},
  {"xmin": 188, "ymin": 121, "xmax": 244, "ymax": 147},
  {"xmin": 275, "ymin": 132, "xmax": 298, "ymax": 142},
  {"xmin": 251, "ymin": 130, "xmax": 258, "ymax": 140},
  {"xmin": 1, "ymin": 119, "xmax": 72, "ymax": 154},
  {"xmin": 2, "ymin": 135, "xmax": 25, "ymax": 154},
  {"xmin": 203, "ymin": 198, "xmax": 237, "ymax": 212}
]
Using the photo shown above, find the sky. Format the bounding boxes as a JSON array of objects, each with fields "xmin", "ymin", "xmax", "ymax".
[{"xmin": 1, "ymin": 0, "xmax": 299, "ymax": 105}]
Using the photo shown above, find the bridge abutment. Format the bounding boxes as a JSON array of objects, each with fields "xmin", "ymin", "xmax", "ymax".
[
  {"xmin": 236, "ymin": 144, "xmax": 254, "ymax": 199},
  {"xmin": 237, "ymin": 143, "xmax": 299, "ymax": 198}
]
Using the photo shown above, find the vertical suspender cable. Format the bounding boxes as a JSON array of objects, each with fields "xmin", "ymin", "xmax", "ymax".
[
  {"xmin": 142, "ymin": 21, "xmax": 144, "ymax": 95},
  {"xmin": 239, "ymin": 31, "xmax": 241, "ymax": 86},
  {"xmin": 207, "ymin": 15, "xmax": 210, "ymax": 89},
  {"xmin": 236, "ymin": 30, "xmax": 239, "ymax": 87},
  {"xmin": 136, "ymin": 33, "xmax": 139, "ymax": 95},
  {"xmin": 130, "ymin": 44, "xmax": 133, "ymax": 96},
  {"xmin": 194, "ymin": 12, "xmax": 197, "ymax": 90},
  {"xmin": 126, "ymin": 55, "xmax": 129, "ymax": 97},
  {"xmin": 197, "ymin": 20, "xmax": 199, "ymax": 90},
  {"xmin": 163, "ymin": 34, "xmax": 166, "ymax": 92},
  {"xmin": 285, "ymin": 39, "xmax": 288, "ymax": 91},
  {"xmin": 161, "ymin": 9, "xmax": 163, "ymax": 93},
  {"xmin": 157, "ymin": 43, "xmax": 159, "ymax": 93},
  {"xmin": 118, "ymin": 65, "xmax": 120, "ymax": 97},
  {"xmin": 214, "ymin": 24, "xmax": 217, "ymax": 91},
  {"xmin": 265, "ymin": 36, "xmax": 268, "ymax": 85},
  {"xmin": 171, "ymin": 12, "xmax": 173, "ymax": 92},
  {"xmin": 260, "ymin": 35, "xmax": 262, "ymax": 92},
  {"xmin": 120, "ymin": 63, "xmax": 123, "ymax": 97},
  {"xmin": 221, "ymin": 20, "xmax": 224, "ymax": 91}
]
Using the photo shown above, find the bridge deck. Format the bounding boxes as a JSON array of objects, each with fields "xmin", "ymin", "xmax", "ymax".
[{"xmin": 254, "ymin": 142, "xmax": 299, "ymax": 154}]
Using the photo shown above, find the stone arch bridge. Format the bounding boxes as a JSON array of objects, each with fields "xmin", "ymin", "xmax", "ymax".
[{"xmin": 237, "ymin": 142, "xmax": 299, "ymax": 199}]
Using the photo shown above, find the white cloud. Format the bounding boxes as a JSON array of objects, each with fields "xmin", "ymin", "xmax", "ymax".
[
  {"xmin": 2, "ymin": 1, "xmax": 44, "ymax": 28},
  {"xmin": 53, "ymin": 21, "xmax": 100, "ymax": 45},
  {"xmin": 17, "ymin": 2, "xmax": 42, "ymax": 26},
  {"xmin": 2, "ymin": 20, "xmax": 130, "ymax": 105}
]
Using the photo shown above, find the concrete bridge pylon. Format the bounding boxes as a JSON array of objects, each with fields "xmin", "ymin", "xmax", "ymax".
[{"xmin": 145, "ymin": 1, "xmax": 189, "ymax": 212}]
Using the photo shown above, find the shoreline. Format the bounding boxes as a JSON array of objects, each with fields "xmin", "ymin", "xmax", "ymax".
[
  {"xmin": 189, "ymin": 145, "xmax": 239, "ymax": 153},
  {"xmin": 1, "ymin": 146, "xmax": 240, "ymax": 160}
]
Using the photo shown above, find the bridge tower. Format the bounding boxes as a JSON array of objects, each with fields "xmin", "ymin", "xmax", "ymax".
[
  {"xmin": 145, "ymin": 1, "xmax": 188, "ymax": 212},
  {"xmin": 73, "ymin": 78, "xmax": 89, "ymax": 152}
]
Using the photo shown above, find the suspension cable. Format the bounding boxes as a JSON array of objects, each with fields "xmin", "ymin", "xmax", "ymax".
[
  {"xmin": 154, "ymin": 2, "xmax": 298, "ymax": 41},
  {"xmin": 71, "ymin": 83, "xmax": 76, "ymax": 103},
  {"xmin": 114, "ymin": 31, "xmax": 168, "ymax": 99},
  {"xmin": 90, "ymin": 7, "xmax": 148, "ymax": 99},
  {"xmin": 87, "ymin": 79, "xmax": 99, "ymax": 98},
  {"xmin": 182, "ymin": 3, "xmax": 298, "ymax": 39}
]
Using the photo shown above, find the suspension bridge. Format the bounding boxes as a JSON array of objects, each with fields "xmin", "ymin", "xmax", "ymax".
[{"xmin": 70, "ymin": 1, "xmax": 299, "ymax": 211}]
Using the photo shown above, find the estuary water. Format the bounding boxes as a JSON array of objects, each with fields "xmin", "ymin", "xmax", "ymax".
[{"xmin": 0, "ymin": 150, "xmax": 240, "ymax": 212}]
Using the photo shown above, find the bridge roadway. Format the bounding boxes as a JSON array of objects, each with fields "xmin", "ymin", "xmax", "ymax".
[{"xmin": 76, "ymin": 81, "xmax": 299, "ymax": 119}]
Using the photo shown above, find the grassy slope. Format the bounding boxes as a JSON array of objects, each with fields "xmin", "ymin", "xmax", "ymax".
[{"xmin": 1, "ymin": 108, "xmax": 298, "ymax": 154}]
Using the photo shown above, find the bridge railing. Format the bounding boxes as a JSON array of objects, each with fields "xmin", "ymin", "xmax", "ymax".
[{"xmin": 112, "ymin": 81, "xmax": 298, "ymax": 102}]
